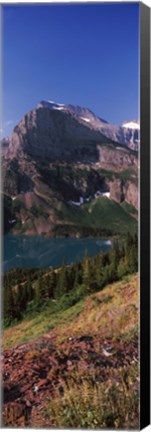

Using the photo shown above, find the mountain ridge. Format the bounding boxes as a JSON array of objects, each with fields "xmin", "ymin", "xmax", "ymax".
[{"xmin": 36, "ymin": 100, "xmax": 139, "ymax": 150}]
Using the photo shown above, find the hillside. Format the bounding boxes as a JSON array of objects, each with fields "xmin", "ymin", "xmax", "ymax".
[
  {"xmin": 3, "ymin": 273, "xmax": 139, "ymax": 428},
  {"xmin": 2, "ymin": 236, "xmax": 139, "ymax": 428}
]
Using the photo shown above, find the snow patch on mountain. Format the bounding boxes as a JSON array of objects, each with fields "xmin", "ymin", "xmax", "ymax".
[
  {"xmin": 122, "ymin": 121, "xmax": 140, "ymax": 130},
  {"xmin": 80, "ymin": 116, "xmax": 90, "ymax": 123}
]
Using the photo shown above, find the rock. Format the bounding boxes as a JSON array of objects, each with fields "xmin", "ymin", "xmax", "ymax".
[
  {"xmin": 20, "ymin": 383, "xmax": 31, "ymax": 394},
  {"xmin": 26, "ymin": 400, "xmax": 31, "ymax": 407},
  {"xmin": 48, "ymin": 356, "xmax": 58, "ymax": 366},
  {"xmin": 37, "ymin": 379, "xmax": 49, "ymax": 389},
  {"xmin": 67, "ymin": 360, "xmax": 72, "ymax": 367},
  {"xmin": 27, "ymin": 391, "xmax": 35, "ymax": 402},
  {"xmin": 57, "ymin": 383, "xmax": 64, "ymax": 396}
]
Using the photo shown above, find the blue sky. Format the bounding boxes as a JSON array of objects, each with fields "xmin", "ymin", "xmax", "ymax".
[{"xmin": 2, "ymin": 3, "xmax": 139, "ymax": 137}]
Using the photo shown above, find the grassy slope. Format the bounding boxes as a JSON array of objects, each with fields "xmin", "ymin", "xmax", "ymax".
[
  {"xmin": 57, "ymin": 197, "xmax": 137, "ymax": 235},
  {"xmin": 10, "ymin": 195, "xmax": 137, "ymax": 237},
  {"xmin": 121, "ymin": 200, "xmax": 138, "ymax": 216},
  {"xmin": 3, "ymin": 274, "xmax": 138, "ymax": 349},
  {"xmin": 3, "ymin": 273, "xmax": 139, "ymax": 429}
]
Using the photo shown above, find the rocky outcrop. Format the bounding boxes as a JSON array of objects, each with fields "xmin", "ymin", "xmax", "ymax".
[
  {"xmin": 97, "ymin": 145, "xmax": 138, "ymax": 171},
  {"xmin": 107, "ymin": 178, "xmax": 138, "ymax": 209},
  {"xmin": 98, "ymin": 123, "xmax": 139, "ymax": 151},
  {"xmin": 124, "ymin": 182, "xmax": 138, "ymax": 209},
  {"xmin": 108, "ymin": 178, "xmax": 124, "ymax": 203}
]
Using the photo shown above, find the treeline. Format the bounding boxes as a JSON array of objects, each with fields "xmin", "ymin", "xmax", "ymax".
[
  {"xmin": 3, "ymin": 232, "xmax": 138, "ymax": 327},
  {"xmin": 51, "ymin": 224, "xmax": 113, "ymax": 238}
]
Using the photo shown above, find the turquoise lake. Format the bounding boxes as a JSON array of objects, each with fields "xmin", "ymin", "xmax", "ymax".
[{"xmin": 3, "ymin": 235, "xmax": 112, "ymax": 272}]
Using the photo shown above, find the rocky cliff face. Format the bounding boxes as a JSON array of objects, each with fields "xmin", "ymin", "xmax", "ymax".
[
  {"xmin": 124, "ymin": 182, "xmax": 138, "ymax": 209},
  {"xmin": 107, "ymin": 178, "xmax": 138, "ymax": 209},
  {"xmin": 97, "ymin": 145, "xmax": 138, "ymax": 171},
  {"xmin": 37, "ymin": 101, "xmax": 139, "ymax": 150},
  {"xmin": 4, "ymin": 107, "xmax": 109, "ymax": 163},
  {"xmin": 98, "ymin": 122, "xmax": 139, "ymax": 151},
  {"xmin": 2, "ymin": 102, "xmax": 139, "ymax": 163}
]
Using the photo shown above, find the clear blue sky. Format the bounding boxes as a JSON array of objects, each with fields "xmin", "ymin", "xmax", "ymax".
[{"xmin": 2, "ymin": 3, "xmax": 139, "ymax": 137}]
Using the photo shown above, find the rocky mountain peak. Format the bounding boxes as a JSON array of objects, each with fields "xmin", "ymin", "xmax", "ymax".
[{"xmin": 36, "ymin": 100, "xmax": 140, "ymax": 151}]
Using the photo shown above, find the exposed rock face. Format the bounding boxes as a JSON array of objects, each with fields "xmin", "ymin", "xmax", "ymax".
[
  {"xmin": 37, "ymin": 101, "xmax": 139, "ymax": 150},
  {"xmin": 125, "ymin": 182, "xmax": 138, "ymax": 209},
  {"xmin": 107, "ymin": 178, "xmax": 138, "ymax": 209},
  {"xmin": 4, "ymin": 107, "xmax": 109, "ymax": 163},
  {"xmin": 2, "ymin": 101, "xmax": 139, "ymax": 164},
  {"xmin": 108, "ymin": 178, "xmax": 124, "ymax": 203},
  {"xmin": 1, "ymin": 137, "xmax": 10, "ymax": 157},
  {"xmin": 3, "ymin": 159, "xmax": 34, "ymax": 196},
  {"xmin": 98, "ymin": 123, "xmax": 139, "ymax": 151},
  {"xmin": 2, "ymin": 101, "xmax": 139, "ymax": 166},
  {"xmin": 97, "ymin": 145, "xmax": 138, "ymax": 171}
]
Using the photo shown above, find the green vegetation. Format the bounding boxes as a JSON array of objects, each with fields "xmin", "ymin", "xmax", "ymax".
[
  {"xmin": 98, "ymin": 166, "xmax": 137, "ymax": 184},
  {"xmin": 45, "ymin": 363, "xmax": 139, "ymax": 429},
  {"xmin": 4, "ymin": 161, "xmax": 138, "ymax": 237},
  {"xmin": 56, "ymin": 197, "xmax": 137, "ymax": 237},
  {"xmin": 30, "ymin": 204, "xmax": 47, "ymax": 218},
  {"xmin": 3, "ymin": 231, "xmax": 139, "ymax": 428},
  {"xmin": 3, "ymin": 269, "xmax": 139, "ymax": 428},
  {"xmin": 121, "ymin": 200, "xmax": 138, "ymax": 216},
  {"xmin": 12, "ymin": 198, "xmax": 25, "ymax": 212},
  {"xmin": 3, "ymin": 232, "xmax": 138, "ymax": 328}
]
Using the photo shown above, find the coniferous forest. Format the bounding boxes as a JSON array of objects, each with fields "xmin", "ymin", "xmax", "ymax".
[
  {"xmin": 4, "ymin": 232, "xmax": 138, "ymax": 327},
  {"xmin": 3, "ymin": 231, "xmax": 139, "ymax": 429}
]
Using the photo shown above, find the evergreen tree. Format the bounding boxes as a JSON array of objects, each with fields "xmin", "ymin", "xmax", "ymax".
[
  {"xmin": 35, "ymin": 278, "xmax": 42, "ymax": 306},
  {"xmin": 55, "ymin": 264, "xmax": 68, "ymax": 298},
  {"xmin": 4, "ymin": 285, "xmax": 15, "ymax": 323},
  {"xmin": 44, "ymin": 272, "xmax": 57, "ymax": 299},
  {"xmin": 26, "ymin": 277, "xmax": 33, "ymax": 302},
  {"xmin": 83, "ymin": 251, "xmax": 90, "ymax": 291},
  {"xmin": 108, "ymin": 241, "xmax": 120, "ymax": 282}
]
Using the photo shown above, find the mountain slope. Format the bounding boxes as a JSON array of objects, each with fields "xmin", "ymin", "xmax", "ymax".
[
  {"xmin": 37, "ymin": 100, "xmax": 139, "ymax": 150},
  {"xmin": 37, "ymin": 101, "xmax": 140, "ymax": 150}
]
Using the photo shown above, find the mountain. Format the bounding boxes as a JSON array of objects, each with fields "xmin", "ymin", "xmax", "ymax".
[
  {"xmin": 98, "ymin": 119, "xmax": 139, "ymax": 151},
  {"xmin": 2, "ymin": 100, "xmax": 138, "ymax": 237},
  {"xmin": 37, "ymin": 101, "xmax": 139, "ymax": 151}
]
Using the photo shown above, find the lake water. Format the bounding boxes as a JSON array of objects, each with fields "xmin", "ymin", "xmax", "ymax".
[{"xmin": 3, "ymin": 235, "xmax": 112, "ymax": 272}]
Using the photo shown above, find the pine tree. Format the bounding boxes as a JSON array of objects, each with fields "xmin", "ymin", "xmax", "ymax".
[
  {"xmin": 108, "ymin": 242, "xmax": 120, "ymax": 282},
  {"xmin": 125, "ymin": 232, "xmax": 138, "ymax": 274},
  {"xmin": 35, "ymin": 278, "xmax": 43, "ymax": 306},
  {"xmin": 26, "ymin": 277, "xmax": 33, "ymax": 302},
  {"xmin": 4, "ymin": 285, "xmax": 15, "ymax": 323},
  {"xmin": 55, "ymin": 264, "xmax": 68, "ymax": 298},
  {"xmin": 83, "ymin": 251, "xmax": 90, "ymax": 291}
]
